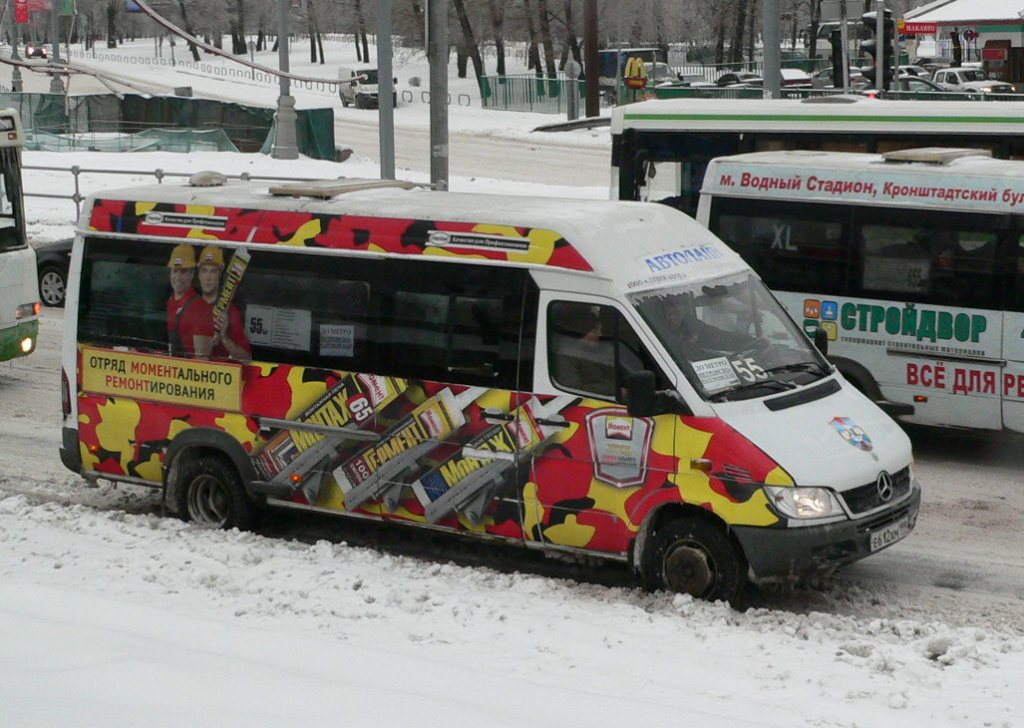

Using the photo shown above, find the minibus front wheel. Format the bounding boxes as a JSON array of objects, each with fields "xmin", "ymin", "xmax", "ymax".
[
  {"xmin": 176, "ymin": 454, "xmax": 252, "ymax": 530},
  {"xmin": 645, "ymin": 517, "xmax": 745, "ymax": 603}
]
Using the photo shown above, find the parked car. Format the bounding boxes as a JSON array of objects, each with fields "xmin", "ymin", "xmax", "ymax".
[
  {"xmin": 898, "ymin": 64, "xmax": 931, "ymax": 80},
  {"xmin": 932, "ymin": 67, "xmax": 1014, "ymax": 94},
  {"xmin": 643, "ymin": 61, "xmax": 680, "ymax": 87},
  {"xmin": 24, "ymin": 43, "xmax": 47, "ymax": 59},
  {"xmin": 861, "ymin": 75, "xmax": 954, "ymax": 96},
  {"xmin": 35, "ymin": 238, "xmax": 72, "ymax": 307},
  {"xmin": 913, "ymin": 57, "xmax": 951, "ymax": 75},
  {"xmin": 812, "ymin": 66, "xmax": 868, "ymax": 89},
  {"xmin": 779, "ymin": 68, "xmax": 813, "ymax": 88},
  {"xmin": 337, "ymin": 65, "xmax": 398, "ymax": 109},
  {"xmin": 715, "ymin": 71, "xmax": 762, "ymax": 87}
]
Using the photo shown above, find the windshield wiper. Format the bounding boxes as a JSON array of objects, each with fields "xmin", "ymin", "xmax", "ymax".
[
  {"xmin": 708, "ymin": 379, "xmax": 797, "ymax": 402},
  {"xmin": 764, "ymin": 361, "xmax": 832, "ymax": 378}
]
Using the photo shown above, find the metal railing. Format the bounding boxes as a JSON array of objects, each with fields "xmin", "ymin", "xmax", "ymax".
[{"xmin": 23, "ymin": 163, "xmax": 341, "ymax": 221}]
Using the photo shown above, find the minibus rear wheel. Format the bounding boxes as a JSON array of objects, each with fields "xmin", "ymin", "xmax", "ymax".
[
  {"xmin": 176, "ymin": 454, "xmax": 252, "ymax": 530},
  {"xmin": 645, "ymin": 518, "xmax": 744, "ymax": 603}
]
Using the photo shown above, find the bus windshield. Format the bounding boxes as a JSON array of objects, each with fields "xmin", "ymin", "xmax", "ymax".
[{"xmin": 628, "ymin": 271, "xmax": 830, "ymax": 401}]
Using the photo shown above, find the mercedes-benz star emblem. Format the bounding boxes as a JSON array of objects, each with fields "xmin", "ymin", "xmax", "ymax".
[{"xmin": 876, "ymin": 471, "xmax": 894, "ymax": 502}]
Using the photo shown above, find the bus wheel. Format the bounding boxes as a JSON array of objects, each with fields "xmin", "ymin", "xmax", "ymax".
[
  {"xmin": 176, "ymin": 454, "xmax": 251, "ymax": 530},
  {"xmin": 644, "ymin": 518, "xmax": 744, "ymax": 603}
]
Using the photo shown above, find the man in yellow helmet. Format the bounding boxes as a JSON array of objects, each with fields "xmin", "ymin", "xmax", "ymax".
[
  {"xmin": 166, "ymin": 244, "xmax": 198, "ymax": 356},
  {"xmin": 188, "ymin": 245, "xmax": 251, "ymax": 361}
]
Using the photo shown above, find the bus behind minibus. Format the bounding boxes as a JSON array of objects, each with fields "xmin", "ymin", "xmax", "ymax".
[
  {"xmin": 698, "ymin": 147, "xmax": 1024, "ymax": 433},
  {"xmin": 59, "ymin": 176, "xmax": 919, "ymax": 603}
]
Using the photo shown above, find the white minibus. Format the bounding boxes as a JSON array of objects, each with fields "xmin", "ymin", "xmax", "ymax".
[{"xmin": 59, "ymin": 175, "xmax": 918, "ymax": 603}]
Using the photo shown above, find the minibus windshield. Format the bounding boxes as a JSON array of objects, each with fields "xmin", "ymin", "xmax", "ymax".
[{"xmin": 629, "ymin": 272, "xmax": 830, "ymax": 401}]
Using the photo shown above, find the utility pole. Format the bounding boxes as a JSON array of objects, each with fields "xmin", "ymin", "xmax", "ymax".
[
  {"xmin": 9, "ymin": 0, "xmax": 22, "ymax": 92},
  {"xmin": 427, "ymin": 0, "xmax": 448, "ymax": 190},
  {"xmin": 875, "ymin": 0, "xmax": 884, "ymax": 92},
  {"xmin": 762, "ymin": 0, "xmax": 781, "ymax": 98},
  {"xmin": 583, "ymin": 0, "xmax": 598, "ymax": 118},
  {"xmin": 377, "ymin": 0, "xmax": 395, "ymax": 179},
  {"xmin": 48, "ymin": 0, "xmax": 64, "ymax": 94},
  {"xmin": 271, "ymin": 0, "xmax": 298, "ymax": 160}
]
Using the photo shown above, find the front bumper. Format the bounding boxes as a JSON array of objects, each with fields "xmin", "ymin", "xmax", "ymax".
[{"xmin": 732, "ymin": 481, "xmax": 921, "ymax": 582}]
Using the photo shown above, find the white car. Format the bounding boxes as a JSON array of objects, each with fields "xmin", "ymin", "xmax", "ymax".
[{"xmin": 931, "ymin": 67, "xmax": 1013, "ymax": 94}]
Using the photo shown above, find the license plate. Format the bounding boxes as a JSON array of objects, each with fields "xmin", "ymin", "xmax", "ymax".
[{"xmin": 869, "ymin": 516, "xmax": 911, "ymax": 552}]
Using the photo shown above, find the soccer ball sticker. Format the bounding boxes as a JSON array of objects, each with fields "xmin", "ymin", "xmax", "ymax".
[{"xmin": 830, "ymin": 417, "xmax": 873, "ymax": 452}]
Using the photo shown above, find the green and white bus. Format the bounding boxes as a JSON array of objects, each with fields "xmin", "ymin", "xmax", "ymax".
[
  {"xmin": 0, "ymin": 108, "xmax": 37, "ymax": 363},
  {"xmin": 611, "ymin": 96, "xmax": 1024, "ymax": 216},
  {"xmin": 696, "ymin": 146, "xmax": 1024, "ymax": 433}
]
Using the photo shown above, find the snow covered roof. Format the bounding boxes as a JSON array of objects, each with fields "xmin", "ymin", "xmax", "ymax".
[{"xmin": 906, "ymin": 0, "xmax": 1024, "ymax": 24}]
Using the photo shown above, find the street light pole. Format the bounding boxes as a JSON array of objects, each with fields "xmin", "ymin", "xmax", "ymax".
[
  {"xmin": 48, "ymin": 0, "xmax": 64, "ymax": 94},
  {"xmin": 271, "ymin": 0, "xmax": 298, "ymax": 160},
  {"xmin": 377, "ymin": 0, "xmax": 395, "ymax": 180},
  {"xmin": 427, "ymin": 0, "xmax": 448, "ymax": 190},
  {"xmin": 9, "ymin": 0, "xmax": 22, "ymax": 92}
]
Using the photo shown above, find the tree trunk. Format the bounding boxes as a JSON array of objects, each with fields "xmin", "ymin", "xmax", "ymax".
[
  {"xmin": 487, "ymin": 0, "xmax": 506, "ymax": 75},
  {"xmin": 714, "ymin": 7, "xmax": 726, "ymax": 65},
  {"xmin": 354, "ymin": 0, "xmax": 370, "ymax": 62},
  {"xmin": 523, "ymin": 0, "xmax": 542, "ymax": 75},
  {"xmin": 408, "ymin": 0, "xmax": 426, "ymax": 47},
  {"xmin": 452, "ymin": 0, "xmax": 485, "ymax": 81},
  {"xmin": 729, "ymin": 0, "xmax": 747, "ymax": 65},
  {"xmin": 808, "ymin": 0, "xmax": 821, "ymax": 62},
  {"xmin": 307, "ymin": 0, "xmax": 319, "ymax": 63},
  {"xmin": 746, "ymin": 0, "xmax": 756, "ymax": 70},
  {"xmin": 560, "ymin": 0, "xmax": 581, "ymax": 67},
  {"xmin": 106, "ymin": 1, "xmax": 117, "ymax": 48},
  {"xmin": 176, "ymin": 0, "xmax": 202, "ymax": 61},
  {"xmin": 231, "ymin": 0, "xmax": 247, "ymax": 54},
  {"xmin": 536, "ymin": 0, "xmax": 557, "ymax": 77}
]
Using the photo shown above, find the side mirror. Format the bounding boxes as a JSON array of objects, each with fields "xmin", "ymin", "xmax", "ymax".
[
  {"xmin": 626, "ymin": 370, "xmax": 657, "ymax": 417},
  {"xmin": 813, "ymin": 327, "xmax": 829, "ymax": 357}
]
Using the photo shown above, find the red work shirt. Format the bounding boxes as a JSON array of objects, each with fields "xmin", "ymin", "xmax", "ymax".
[
  {"xmin": 179, "ymin": 296, "xmax": 251, "ymax": 359},
  {"xmin": 166, "ymin": 288, "xmax": 198, "ymax": 355}
]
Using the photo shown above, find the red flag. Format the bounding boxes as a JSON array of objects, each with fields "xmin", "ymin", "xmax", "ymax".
[{"xmin": 14, "ymin": 0, "xmax": 29, "ymax": 23}]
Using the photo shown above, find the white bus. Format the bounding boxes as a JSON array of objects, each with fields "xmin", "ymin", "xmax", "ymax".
[
  {"xmin": 611, "ymin": 96, "xmax": 1024, "ymax": 215},
  {"xmin": 697, "ymin": 146, "xmax": 1024, "ymax": 433},
  {"xmin": 0, "ymin": 108, "xmax": 37, "ymax": 364}
]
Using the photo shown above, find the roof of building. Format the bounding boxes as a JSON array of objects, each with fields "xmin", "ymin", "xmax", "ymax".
[{"xmin": 906, "ymin": 0, "xmax": 1024, "ymax": 24}]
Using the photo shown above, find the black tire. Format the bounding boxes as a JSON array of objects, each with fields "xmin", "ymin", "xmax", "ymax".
[
  {"xmin": 641, "ymin": 517, "xmax": 745, "ymax": 604},
  {"xmin": 175, "ymin": 454, "xmax": 252, "ymax": 530},
  {"xmin": 38, "ymin": 265, "xmax": 67, "ymax": 307}
]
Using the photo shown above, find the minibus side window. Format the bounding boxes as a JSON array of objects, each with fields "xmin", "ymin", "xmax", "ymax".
[
  {"xmin": 548, "ymin": 301, "xmax": 667, "ymax": 402},
  {"xmin": 78, "ymin": 238, "xmax": 172, "ymax": 352},
  {"xmin": 371, "ymin": 260, "xmax": 534, "ymax": 390},
  {"xmin": 239, "ymin": 251, "xmax": 373, "ymax": 369}
]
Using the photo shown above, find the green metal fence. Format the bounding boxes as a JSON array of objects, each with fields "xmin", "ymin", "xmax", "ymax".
[{"xmin": 480, "ymin": 74, "xmax": 583, "ymax": 114}]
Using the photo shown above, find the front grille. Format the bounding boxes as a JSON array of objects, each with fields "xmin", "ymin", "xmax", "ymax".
[{"xmin": 840, "ymin": 466, "xmax": 911, "ymax": 515}]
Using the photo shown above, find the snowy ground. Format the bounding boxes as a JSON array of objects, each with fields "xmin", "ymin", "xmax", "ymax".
[{"xmin": 1, "ymin": 37, "xmax": 1023, "ymax": 728}]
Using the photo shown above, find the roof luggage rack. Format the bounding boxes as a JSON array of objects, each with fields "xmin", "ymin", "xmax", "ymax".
[{"xmin": 268, "ymin": 178, "xmax": 417, "ymax": 198}]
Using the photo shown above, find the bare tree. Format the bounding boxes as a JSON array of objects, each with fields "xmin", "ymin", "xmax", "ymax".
[
  {"xmin": 176, "ymin": 0, "xmax": 202, "ymax": 61},
  {"xmin": 536, "ymin": 0, "xmax": 557, "ymax": 77},
  {"xmin": 487, "ymin": 0, "xmax": 507, "ymax": 75},
  {"xmin": 452, "ymin": 0, "xmax": 485, "ymax": 81}
]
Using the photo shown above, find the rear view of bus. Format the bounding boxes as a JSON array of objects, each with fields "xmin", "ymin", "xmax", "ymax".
[{"xmin": 0, "ymin": 109, "xmax": 38, "ymax": 363}]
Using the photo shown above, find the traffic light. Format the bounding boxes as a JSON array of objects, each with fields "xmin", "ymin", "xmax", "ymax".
[{"xmin": 861, "ymin": 9, "xmax": 895, "ymax": 90}]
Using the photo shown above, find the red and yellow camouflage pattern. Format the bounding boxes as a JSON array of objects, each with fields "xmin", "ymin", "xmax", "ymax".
[
  {"xmin": 77, "ymin": 348, "xmax": 790, "ymax": 555},
  {"xmin": 88, "ymin": 199, "xmax": 594, "ymax": 272}
]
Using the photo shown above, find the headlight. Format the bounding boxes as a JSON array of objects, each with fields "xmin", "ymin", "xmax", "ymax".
[{"xmin": 763, "ymin": 485, "xmax": 845, "ymax": 520}]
